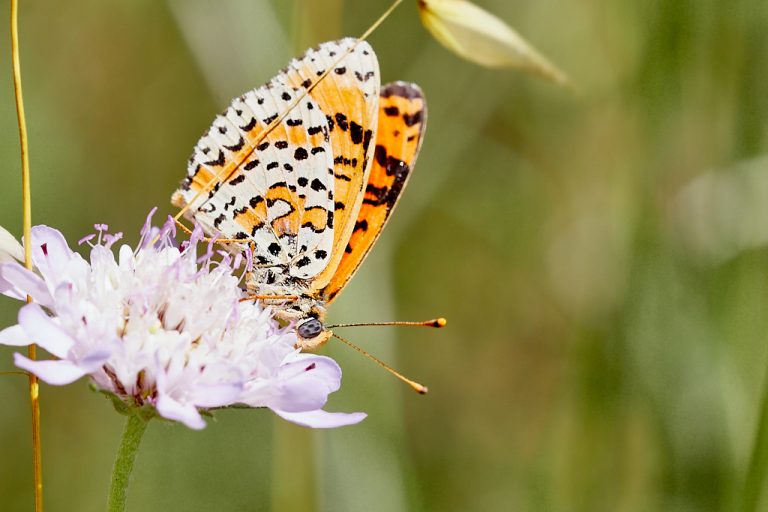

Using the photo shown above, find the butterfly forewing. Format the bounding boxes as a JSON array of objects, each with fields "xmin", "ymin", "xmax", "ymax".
[
  {"xmin": 321, "ymin": 82, "xmax": 427, "ymax": 303},
  {"xmin": 173, "ymin": 82, "xmax": 335, "ymax": 273}
]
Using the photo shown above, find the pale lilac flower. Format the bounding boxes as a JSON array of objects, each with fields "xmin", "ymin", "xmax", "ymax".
[{"xmin": 0, "ymin": 212, "xmax": 365, "ymax": 429}]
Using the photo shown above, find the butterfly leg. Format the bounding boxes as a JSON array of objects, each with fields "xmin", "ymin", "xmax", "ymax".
[
  {"xmin": 174, "ymin": 218, "xmax": 246, "ymax": 245},
  {"xmin": 238, "ymin": 294, "xmax": 299, "ymax": 303}
]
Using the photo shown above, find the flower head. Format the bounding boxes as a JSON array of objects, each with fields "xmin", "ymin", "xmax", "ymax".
[
  {"xmin": 418, "ymin": 0, "xmax": 569, "ymax": 85},
  {"xmin": 0, "ymin": 211, "xmax": 364, "ymax": 429}
]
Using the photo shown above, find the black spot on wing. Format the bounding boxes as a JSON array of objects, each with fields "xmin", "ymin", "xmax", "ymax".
[
  {"xmin": 334, "ymin": 172, "xmax": 352, "ymax": 182},
  {"xmin": 374, "ymin": 144, "xmax": 410, "ymax": 177},
  {"xmin": 403, "ymin": 110, "xmax": 425, "ymax": 127},
  {"xmin": 240, "ymin": 118, "xmax": 257, "ymax": 131},
  {"xmin": 350, "ymin": 122, "xmax": 364, "ymax": 144},
  {"xmin": 362, "ymin": 129, "xmax": 373, "ymax": 153},
  {"xmin": 334, "ymin": 156, "xmax": 359, "ymax": 167},
  {"xmin": 223, "ymin": 196, "xmax": 236, "ymax": 210},
  {"xmin": 334, "ymin": 113, "xmax": 349, "ymax": 131},
  {"xmin": 204, "ymin": 150, "xmax": 225, "ymax": 167},
  {"xmin": 224, "ymin": 137, "xmax": 245, "ymax": 152},
  {"xmin": 384, "ymin": 106, "xmax": 400, "ymax": 117}
]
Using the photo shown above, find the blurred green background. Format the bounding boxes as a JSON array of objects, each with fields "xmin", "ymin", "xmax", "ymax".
[{"xmin": 2, "ymin": 0, "xmax": 768, "ymax": 510}]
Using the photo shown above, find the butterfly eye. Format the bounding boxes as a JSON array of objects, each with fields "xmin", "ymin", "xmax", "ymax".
[{"xmin": 297, "ymin": 318, "xmax": 324, "ymax": 339}]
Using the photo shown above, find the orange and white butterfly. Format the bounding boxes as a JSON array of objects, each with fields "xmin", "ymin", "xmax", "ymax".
[{"xmin": 172, "ymin": 38, "xmax": 428, "ymax": 352}]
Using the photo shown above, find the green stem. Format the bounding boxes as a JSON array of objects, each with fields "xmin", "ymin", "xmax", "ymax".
[
  {"xmin": 107, "ymin": 415, "xmax": 149, "ymax": 512},
  {"xmin": 742, "ymin": 360, "xmax": 768, "ymax": 512}
]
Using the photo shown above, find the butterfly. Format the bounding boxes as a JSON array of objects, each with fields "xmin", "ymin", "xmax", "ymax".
[{"xmin": 171, "ymin": 38, "xmax": 428, "ymax": 352}]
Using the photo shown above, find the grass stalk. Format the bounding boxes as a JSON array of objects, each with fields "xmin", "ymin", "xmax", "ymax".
[{"xmin": 10, "ymin": 0, "xmax": 43, "ymax": 509}]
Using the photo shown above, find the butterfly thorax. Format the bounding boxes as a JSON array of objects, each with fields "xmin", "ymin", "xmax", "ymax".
[{"xmin": 245, "ymin": 269, "xmax": 332, "ymax": 350}]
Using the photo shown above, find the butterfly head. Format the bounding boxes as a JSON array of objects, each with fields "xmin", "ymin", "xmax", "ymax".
[{"xmin": 296, "ymin": 317, "xmax": 333, "ymax": 350}]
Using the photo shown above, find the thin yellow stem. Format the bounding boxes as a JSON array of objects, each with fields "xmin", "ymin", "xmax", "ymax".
[
  {"xmin": 11, "ymin": 0, "xmax": 43, "ymax": 510},
  {"xmin": 358, "ymin": 0, "xmax": 403, "ymax": 41}
]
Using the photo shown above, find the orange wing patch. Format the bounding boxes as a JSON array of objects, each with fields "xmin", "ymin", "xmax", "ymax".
[{"xmin": 321, "ymin": 82, "xmax": 427, "ymax": 303}]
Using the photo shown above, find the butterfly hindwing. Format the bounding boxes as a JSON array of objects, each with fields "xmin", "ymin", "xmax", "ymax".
[
  {"xmin": 172, "ymin": 83, "xmax": 335, "ymax": 275},
  {"xmin": 272, "ymin": 38, "xmax": 381, "ymax": 290},
  {"xmin": 321, "ymin": 82, "xmax": 427, "ymax": 303},
  {"xmin": 174, "ymin": 38, "xmax": 380, "ymax": 282}
]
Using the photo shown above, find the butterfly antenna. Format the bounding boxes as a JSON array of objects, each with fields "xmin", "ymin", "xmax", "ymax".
[
  {"xmin": 327, "ymin": 318, "xmax": 447, "ymax": 329},
  {"xmin": 331, "ymin": 332, "xmax": 428, "ymax": 394}
]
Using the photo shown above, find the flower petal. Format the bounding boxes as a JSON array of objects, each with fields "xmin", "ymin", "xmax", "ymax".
[
  {"xmin": 14, "ymin": 353, "xmax": 88, "ymax": 385},
  {"xmin": 156, "ymin": 394, "xmax": 206, "ymax": 430},
  {"xmin": 274, "ymin": 409, "xmax": 367, "ymax": 428},
  {"xmin": 418, "ymin": 0, "xmax": 568, "ymax": 84},
  {"xmin": 192, "ymin": 382, "xmax": 244, "ymax": 408},
  {"xmin": 29, "ymin": 226, "xmax": 75, "ymax": 284},
  {"xmin": 18, "ymin": 303, "xmax": 75, "ymax": 358},
  {"xmin": 0, "ymin": 225, "xmax": 24, "ymax": 263},
  {"xmin": 267, "ymin": 355, "xmax": 342, "ymax": 413},
  {"xmin": 0, "ymin": 263, "xmax": 53, "ymax": 305},
  {"xmin": 78, "ymin": 349, "xmax": 114, "ymax": 371},
  {"xmin": 0, "ymin": 324, "xmax": 33, "ymax": 346}
]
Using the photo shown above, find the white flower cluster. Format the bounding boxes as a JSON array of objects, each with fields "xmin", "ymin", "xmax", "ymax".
[{"xmin": 0, "ymin": 213, "xmax": 364, "ymax": 429}]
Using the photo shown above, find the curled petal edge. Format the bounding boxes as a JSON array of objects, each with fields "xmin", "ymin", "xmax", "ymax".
[
  {"xmin": 156, "ymin": 394, "xmax": 206, "ymax": 430},
  {"xmin": 18, "ymin": 303, "xmax": 75, "ymax": 358},
  {"xmin": 0, "ymin": 324, "xmax": 32, "ymax": 346},
  {"xmin": 274, "ymin": 409, "xmax": 367, "ymax": 429}
]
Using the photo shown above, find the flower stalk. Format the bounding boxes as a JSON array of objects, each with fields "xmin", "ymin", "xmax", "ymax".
[
  {"xmin": 107, "ymin": 415, "xmax": 149, "ymax": 512},
  {"xmin": 10, "ymin": 0, "xmax": 43, "ymax": 509}
]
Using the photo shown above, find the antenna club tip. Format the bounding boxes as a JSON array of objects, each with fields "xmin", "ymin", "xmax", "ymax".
[
  {"xmin": 433, "ymin": 318, "xmax": 447, "ymax": 328},
  {"xmin": 415, "ymin": 384, "xmax": 429, "ymax": 395}
]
